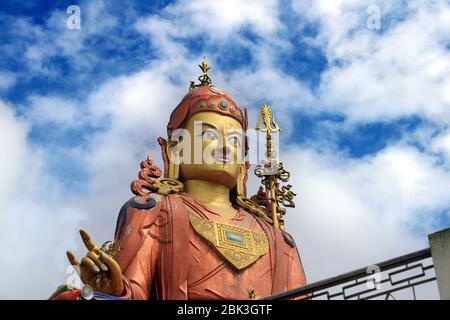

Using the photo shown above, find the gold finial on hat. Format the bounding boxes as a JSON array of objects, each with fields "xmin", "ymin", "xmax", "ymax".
[
  {"xmin": 198, "ymin": 57, "xmax": 212, "ymax": 86},
  {"xmin": 199, "ymin": 57, "xmax": 210, "ymax": 74},
  {"xmin": 189, "ymin": 57, "xmax": 213, "ymax": 90}
]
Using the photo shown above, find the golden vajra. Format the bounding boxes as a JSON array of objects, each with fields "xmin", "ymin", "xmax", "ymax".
[{"xmin": 255, "ymin": 102, "xmax": 296, "ymax": 231}]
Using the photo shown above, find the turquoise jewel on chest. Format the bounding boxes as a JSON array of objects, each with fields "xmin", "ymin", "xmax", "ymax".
[{"xmin": 225, "ymin": 231, "xmax": 244, "ymax": 244}]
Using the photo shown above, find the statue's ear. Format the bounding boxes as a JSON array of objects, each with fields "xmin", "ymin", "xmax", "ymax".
[
  {"xmin": 165, "ymin": 137, "xmax": 181, "ymax": 180},
  {"xmin": 158, "ymin": 137, "xmax": 169, "ymax": 177},
  {"xmin": 167, "ymin": 138, "xmax": 182, "ymax": 158},
  {"xmin": 158, "ymin": 137, "xmax": 181, "ymax": 179}
]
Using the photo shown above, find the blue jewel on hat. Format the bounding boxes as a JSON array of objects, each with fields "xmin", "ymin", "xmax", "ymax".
[{"xmin": 219, "ymin": 101, "xmax": 228, "ymax": 109}]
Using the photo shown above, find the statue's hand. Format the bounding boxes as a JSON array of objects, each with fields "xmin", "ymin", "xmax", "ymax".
[
  {"xmin": 250, "ymin": 186, "xmax": 270, "ymax": 210},
  {"xmin": 66, "ymin": 229, "xmax": 124, "ymax": 296}
]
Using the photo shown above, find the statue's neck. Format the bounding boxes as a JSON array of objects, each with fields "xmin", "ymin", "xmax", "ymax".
[{"xmin": 183, "ymin": 179, "xmax": 237, "ymax": 220}]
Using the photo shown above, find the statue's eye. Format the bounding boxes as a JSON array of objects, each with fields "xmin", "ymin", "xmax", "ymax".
[
  {"xmin": 228, "ymin": 136, "xmax": 241, "ymax": 147},
  {"xmin": 202, "ymin": 130, "xmax": 218, "ymax": 141}
]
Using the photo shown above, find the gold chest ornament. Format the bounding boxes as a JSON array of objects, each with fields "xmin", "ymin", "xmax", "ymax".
[{"xmin": 188, "ymin": 213, "xmax": 269, "ymax": 270}]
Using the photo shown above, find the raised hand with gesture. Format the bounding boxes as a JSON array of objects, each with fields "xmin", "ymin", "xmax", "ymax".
[{"xmin": 66, "ymin": 229, "xmax": 124, "ymax": 296}]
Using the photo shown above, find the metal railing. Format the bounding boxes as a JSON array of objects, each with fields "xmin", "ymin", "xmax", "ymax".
[{"xmin": 266, "ymin": 248, "xmax": 438, "ymax": 300}]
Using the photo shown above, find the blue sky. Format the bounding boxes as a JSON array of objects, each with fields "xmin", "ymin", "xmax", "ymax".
[
  {"xmin": 0, "ymin": 1, "xmax": 428, "ymax": 179},
  {"xmin": 1, "ymin": 0, "xmax": 450, "ymax": 298}
]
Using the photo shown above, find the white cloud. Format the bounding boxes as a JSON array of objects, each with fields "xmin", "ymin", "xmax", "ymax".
[
  {"xmin": 432, "ymin": 130, "xmax": 450, "ymax": 163},
  {"xmin": 281, "ymin": 142, "xmax": 450, "ymax": 284},
  {"xmin": 135, "ymin": 1, "xmax": 317, "ymax": 139},
  {"xmin": 1, "ymin": 0, "xmax": 450, "ymax": 300},
  {"xmin": 25, "ymin": 96, "xmax": 81, "ymax": 126},
  {"xmin": 0, "ymin": 101, "xmax": 87, "ymax": 299},
  {"xmin": 293, "ymin": 0, "xmax": 450, "ymax": 123},
  {"xmin": 0, "ymin": 102, "xmax": 29, "ymax": 203},
  {"xmin": 135, "ymin": 0, "xmax": 290, "ymax": 70},
  {"xmin": 137, "ymin": 0, "xmax": 280, "ymax": 40},
  {"xmin": 13, "ymin": 0, "xmax": 119, "ymax": 77}
]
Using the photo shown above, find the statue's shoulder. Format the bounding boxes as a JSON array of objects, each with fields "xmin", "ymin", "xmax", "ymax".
[
  {"xmin": 114, "ymin": 194, "xmax": 165, "ymax": 241},
  {"xmin": 115, "ymin": 150, "xmax": 186, "ymax": 240},
  {"xmin": 279, "ymin": 230, "xmax": 296, "ymax": 248},
  {"xmin": 114, "ymin": 191, "xmax": 187, "ymax": 240}
]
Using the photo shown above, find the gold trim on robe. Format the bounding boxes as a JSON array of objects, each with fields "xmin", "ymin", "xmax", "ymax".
[{"xmin": 188, "ymin": 213, "xmax": 269, "ymax": 270}]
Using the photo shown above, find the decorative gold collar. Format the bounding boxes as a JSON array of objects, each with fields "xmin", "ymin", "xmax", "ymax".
[{"xmin": 188, "ymin": 213, "xmax": 269, "ymax": 270}]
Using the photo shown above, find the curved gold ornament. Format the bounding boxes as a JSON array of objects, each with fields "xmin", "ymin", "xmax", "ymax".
[
  {"xmin": 131, "ymin": 155, "xmax": 183, "ymax": 196},
  {"xmin": 153, "ymin": 177, "xmax": 184, "ymax": 195},
  {"xmin": 188, "ymin": 213, "xmax": 269, "ymax": 270},
  {"xmin": 236, "ymin": 195, "xmax": 273, "ymax": 224},
  {"xmin": 237, "ymin": 196, "xmax": 271, "ymax": 223}
]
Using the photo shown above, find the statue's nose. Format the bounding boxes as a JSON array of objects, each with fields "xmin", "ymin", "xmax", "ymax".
[{"xmin": 215, "ymin": 142, "xmax": 232, "ymax": 161}]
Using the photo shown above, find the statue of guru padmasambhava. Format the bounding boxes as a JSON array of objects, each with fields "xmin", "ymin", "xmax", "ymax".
[{"xmin": 52, "ymin": 59, "xmax": 306, "ymax": 300}]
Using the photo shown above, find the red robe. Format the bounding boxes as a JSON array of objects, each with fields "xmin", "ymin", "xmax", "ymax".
[{"xmin": 113, "ymin": 192, "xmax": 306, "ymax": 300}]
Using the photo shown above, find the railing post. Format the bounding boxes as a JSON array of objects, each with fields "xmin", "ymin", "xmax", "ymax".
[{"xmin": 428, "ymin": 228, "xmax": 450, "ymax": 300}]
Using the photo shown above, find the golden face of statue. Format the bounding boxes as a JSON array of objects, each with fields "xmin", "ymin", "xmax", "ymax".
[{"xmin": 176, "ymin": 112, "xmax": 245, "ymax": 189}]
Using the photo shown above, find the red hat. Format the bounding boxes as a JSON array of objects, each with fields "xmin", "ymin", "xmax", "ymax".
[
  {"xmin": 167, "ymin": 84, "xmax": 247, "ymax": 137},
  {"xmin": 166, "ymin": 60, "xmax": 249, "ymax": 155}
]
